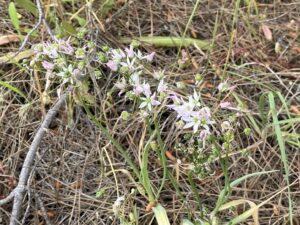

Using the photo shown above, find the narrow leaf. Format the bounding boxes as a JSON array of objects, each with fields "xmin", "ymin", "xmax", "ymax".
[
  {"xmin": 0, "ymin": 80, "xmax": 27, "ymax": 99},
  {"xmin": 8, "ymin": 2, "xmax": 21, "ymax": 34},
  {"xmin": 152, "ymin": 204, "xmax": 170, "ymax": 225},
  {"xmin": 15, "ymin": 0, "xmax": 38, "ymax": 17}
]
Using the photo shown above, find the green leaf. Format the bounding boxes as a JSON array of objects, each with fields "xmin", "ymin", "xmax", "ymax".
[
  {"xmin": 15, "ymin": 0, "xmax": 38, "ymax": 17},
  {"xmin": 182, "ymin": 219, "xmax": 194, "ymax": 225},
  {"xmin": 0, "ymin": 80, "xmax": 27, "ymax": 100},
  {"xmin": 61, "ymin": 20, "xmax": 77, "ymax": 35},
  {"xmin": 152, "ymin": 204, "xmax": 170, "ymax": 225},
  {"xmin": 8, "ymin": 2, "xmax": 21, "ymax": 35},
  {"xmin": 96, "ymin": 188, "xmax": 105, "ymax": 198},
  {"xmin": 100, "ymin": 0, "xmax": 115, "ymax": 18}
]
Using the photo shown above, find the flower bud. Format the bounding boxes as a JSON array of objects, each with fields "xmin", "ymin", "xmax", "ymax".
[
  {"xmin": 97, "ymin": 52, "xmax": 108, "ymax": 63},
  {"xmin": 176, "ymin": 81, "xmax": 186, "ymax": 89},
  {"xmin": 121, "ymin": 111, "xmax": 130, "ymax": 120}
]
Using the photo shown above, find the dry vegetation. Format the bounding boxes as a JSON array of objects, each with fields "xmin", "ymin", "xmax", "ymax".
[{"xmin": 0, "ymin": 0, "xmax": 300, "ymax": 224}]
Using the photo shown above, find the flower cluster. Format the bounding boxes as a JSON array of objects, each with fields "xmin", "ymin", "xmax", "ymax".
[
  {"xmin": 33, "ymin": 38, "xmax": 93, "ymax": 84},
  {"xmin": 168, "ymin": 91, "xmax": 215, "ymax": 140},
  {"xmin": 103, "ymin": 45, "xmax": 164, "ymax": 113}
]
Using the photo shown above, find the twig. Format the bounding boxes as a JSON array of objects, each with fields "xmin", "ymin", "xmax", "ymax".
[
  {"xmin": 35, "ymin": 193, "xmax": 53, "ymax": 225},
  {"xmin": 0, "ymin": 93, "xmax": 67, "ymax": 225},
  {"xmin": 0, "ymin": 0, "xmax": 56, "ymax": 65}
]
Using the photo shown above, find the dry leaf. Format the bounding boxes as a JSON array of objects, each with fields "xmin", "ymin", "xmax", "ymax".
[
  {"xmin": 146, "ymin": 201, "xmax": 157, "ymax": 212},
  {"xmin": 165, "ymin": 151, "xmax": 176, "ymax": 162},
  {"xmin": 37, "ymin": 210, "xmax": 56, "ymax": 218},
  {"xmin": 54, "ymin": 181, "xmax": 64, "ymax": 189},
  {"xmin": 191, "ymin": 57, "xmax": 199, "ymax": 70},
  {"xmin": 183, "ymin": 79, "xmax": 195, "ymax": 85},
  {"xmin": 0, "ymin": 34, "xmax": 20, "ymax": 46},
  {"xmin": 0, "ymin": 49, "xmax": 34, "ymax": 64},
  {"xmin": 70, "ymin": 180, "xmax": 82, "ymax": 189},
  {"xmin": 261, "ymin": 24, "xmax": 273, "ymax": 41},
  {"xmin": 290, "ymin": 105, "xmax": 300, "ymax": 115}
]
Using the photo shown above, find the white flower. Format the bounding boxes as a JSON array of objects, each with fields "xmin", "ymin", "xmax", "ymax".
[
  {"xmin": 113, "ymin": 196, "xmax": 125, "ymax": 216},
  {"xmin": 115, "ymin": 78, "xmax": 127, "ymax": 96},
  {"xmin": 125, "ymin": 45, "xmax": 135, "ymax": 58},
  {"xmin": 111, "ymin": 49, "xmax": 126, "ymax": 61},
  {"xmin": 218, "ymin": 80, "xmax": 230, "ymax": 92},
  {"xmin": 188, "ymin": 90, "xmax": 201, "ymax": 108},
  {"xmin": 153, "ymin": 70, "xmax": 164, "ymax": 80},
  {"xmin": 57, "ymin": 64, "xmax": 73, "ymax": 79},
  {"xmin": 139, "ymin": 92, "xmax": 161, "ymax": 111},
  {"xmin": 221, "ymin": 121, "xmax": 231, "ymax": 132},
  {"xmin": 129, "ymin": 72, "xmax": 140, "ymax": 85},
  {"xmin": 142, "ymin": 82, "xmax": 151, "ymax": 97}
]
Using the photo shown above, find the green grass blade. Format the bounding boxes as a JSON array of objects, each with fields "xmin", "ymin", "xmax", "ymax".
[
  {"xmin": 212, "ymin": 170, "xmax": 277, "ymax": 217},
  {"xmin": 154, "ymin": 121, "xmax": 167, "ymax": 198},
  {"xmin": 141, "ymin": 133, "xmax": 156, "ymax": 201},
  {"xmin": 268, "ymin": 92, "xmax": 293, "ymax": 225},
  {"xmin": 81, "ymin": 101, "xmax": 140, "ymax": 178}
]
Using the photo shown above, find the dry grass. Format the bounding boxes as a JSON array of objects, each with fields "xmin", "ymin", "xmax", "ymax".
[{"xmin": 1, "ymin": 0, "xmax": 300, "ymax": 224}]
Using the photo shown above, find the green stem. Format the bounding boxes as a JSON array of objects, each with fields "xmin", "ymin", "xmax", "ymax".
[
  {"xmin": 119, "ymin": 36, "xmax": 211, "ymax": 49},
  {"xmin": 81, "ymin": 101, "xmax": 140, "ymax": 178}
]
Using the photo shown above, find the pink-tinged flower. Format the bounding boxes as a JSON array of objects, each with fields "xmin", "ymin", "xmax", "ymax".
[
  {"xmin": 221, "ymin": 121, "xmax": 231, "ymax": 132},
  {"xmin": 125, "ymin": 45, "xmax": 135, "ymax": 58},
  {"xmin": 72, "ymin": 68, "xmax": 81, "ymax": 77},
  {"xmin": 199, "ymin": 129, "xmax": 210, "ymax": 141},
  {"xmin": 144, "ymin": 52, "xmax": 155, "ymax": 62},
  {"xmin": 106, "ymin": 60, "xmax": 118, "ymax": 71},
  {"xmin": 42, "ymin": 61, "xmax": 54, "ymax": 70},
  {"xmin": 168, "ymin": 93, "xmax": 181, "ymax": 105},
  {"xmin": 58, "ymin": 39, "xmax": 74, "ymax": 55},
  {"xmin": 130, "ymin": 72, "xmax": 140, "ymax": 85},
  {"xmin": 157, "ymin": 79, "xmax": 167, "ymax": 93},
  {"xmin": 150, "ymin": 93, "xmax": 161, "ymax": 106},
  {"xmin": 43, "ymin": 43, "xmax": 58, "ymax": 58},
  {"xmin": 182, "ymin": 107, "xmax": 214, "ymax": 133},
  {"xmin": 120, "ymin": 57, "xmax": 138, "ymax": 73},
  {"xmin": 133, "ymin": 84, "xmax": 143, "ymax": 95},
  {"xmin": 219, "ymin": 101, "xmax": 231, "ymax": 109}
]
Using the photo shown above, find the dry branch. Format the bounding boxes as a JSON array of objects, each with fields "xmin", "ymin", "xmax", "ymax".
[{"xmin": 0, "ymin": 93, "xmax": 67, "ymax": 225}]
